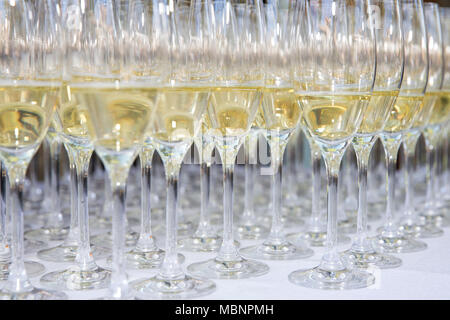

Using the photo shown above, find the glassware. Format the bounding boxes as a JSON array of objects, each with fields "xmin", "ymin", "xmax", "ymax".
[
  {"xmin": 239, "ymin": 0, "xmax": 313, "ymax": 260},
  {"xmin": 340, "ymin": 0, "xmax": 404, "ymax": 269},
  {"xmin": 0, "ymin": 0, "xmax": 67, "ymax": 300},
  {"xmin": 130, "ymin": 0, "xmax": 216, "ymax": 299},
  {"xmin": 400, "ymin": 2, "xmax": 445, "ymax": 238},
  {"xmin": 374, "ymin": 0, "xmax": 428, "ymax": 254},
  {"xmin": 289, "ymin": 0, "xmax": 376, "ymax": 289},
  {"xmin": 187, "ymin": 0, "xmax": 269, "ymax": 279}
]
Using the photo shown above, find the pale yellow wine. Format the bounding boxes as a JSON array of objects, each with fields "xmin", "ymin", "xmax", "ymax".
[
  {"xmin": 207, "ymin": 87, "xmax": 262, "ymax": 138},
  {"xmin": 298, "ymin": 93, "xmax": 370, "ymax": 142},
  {"xmin": 357, "ymin": 90, "xmax": 398, "ymax": 135},
  {"xmin": 383, "ymin": 94, "xmax": 424, "ymax": 133},
  {"xmin": 428, "ymin": 91, "xmax": 450, "ymax": 125},
  {"xmin": 0, "ymin": 86, "xmax": 58, "ymax": 153},
  {"xmin": 70, "ymin": 86, "xmax": 156, "ymax": 153},
  {"xmin": 412, "ymin": 91, "xmax": 439, "ymax": 129},
  {"xmin": 260, "ymin": 88, "xmax": 301, "ymax": 131},
  {"xmin": 152, "ymin": 87, "xmax": 210, "ymax": 144}
]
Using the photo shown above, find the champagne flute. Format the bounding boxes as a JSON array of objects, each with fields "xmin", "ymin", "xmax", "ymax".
[
  {"xmin": 419, "ymin": 3, "xmax": 450, "ymax": 228},
  {"xmin": 0, "ymin": 0, "xmax": 67, "ymax": 300},
  {"xmin": 130, "ymin": 0, "xmax": 216, "ymax": 299},
  {"xmin": 374, "ymin": 0, "xmax": 428, "ymax": 253},
  {"xmin": 187, "ymin": 0, "xmax": 269, "ymax": 279},
  {"xmin": 400, "ymin": 2, "xmax": 445, "ymax": 237},
  {"xmin": 239, "ymin": 0, "xmax": 313, "ymax": 260},
  {"xmin": 340, "ymin": 0, "xmax": 404, "ymax": 269},
  {"xmin": 289, "ymin": 0, "xmax": 376, "ymax": 289}
]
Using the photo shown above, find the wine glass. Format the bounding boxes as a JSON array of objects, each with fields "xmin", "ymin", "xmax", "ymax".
[
  {"xmin": 0, "ymin": 0, "xmax": 67, "ymax": 300},
  {"xmin": 373, "ymin": 0, "xmax": 428, "ymax": 253},
  {"xmin": 339, "ymin": 0, "xmax": 404, "ymax": 269},
  {"xmin": 418, "ymin": 3, "xmax": 448, "ymax": 229},
  {"xmin": 187, "ymin": 0, "xmax": 269, "ymax": 279},
  {"xmin": 289, "ymin": 0, "xmax": 376, "ymax": 289},
  {"xmin": 130, "ymin": 0, "xmax": 216, "ymax": 299},
  {"xmin": 239, "ymin": 0, "xmax": 313, "ymax": 260}
]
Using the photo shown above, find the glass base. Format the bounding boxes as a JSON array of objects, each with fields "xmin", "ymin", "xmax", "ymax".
[
  {"xmin": 178, "ymin": 235, "xmax": 223, "ymax": 252},
  {"xmin": 398, "ymin": 222, "xmax": 443, "ymax": 239},
  {"xmin": 40, "ymin": 266, "xmax": 111, "ymax": 290},
  {"xmin": 107, "ymin": 249, "xmax": 185, "ymax": 269},
  {"xmin": 338, "ymin": 218, "xmax": 357, "ymax": 234},
  {"xmin": 37, "ymin": 245, "xmax": 110, "ymax": 262},
  {"xmin": 0, "ymin": 287, "xmax": 67, "ymax": 300},
  {"xmin": 24, "ymin": 239, "xmax": 47, "ymax": 254},
  {"xmin": 239, "ymin": 240, "xmax": 313, "ymax": 260},
  {"xmin": 187, "ymin": 257, "xmax": 269, "ymax": 279},
  {"xmin": 286, "ymin": 231, "xmax": 351, "ymax": 247},
  {"xmin": 371, "ymin": 234, "xmax": 427, "ymax": 254},
  {"xmin": 177, "ymin": 220, "xmax": 195, "ymax": 238},
  {"xmin": 91, "ymin": 231, "xmax": 139, "ymax": 248},
  {"xmin": 25, "ymin": 227, "xmax": 69, "ymax": 242},
  {"xmin": 420, "ymin": 213, "xmax": 450, "ymax": 228},
  {"xmin": 341, "ymin": 249, "xmax": 402, "ymax": 269},
  {"xmin": 131, "ymin": 274, "xmax": 216, "ymax": 299},
  {"xmin": 236, "ymin": 224, "xmax": 269, "ymax": 240},
  {"xmin": 0, "ymin": 261, "xmax": 45, "ymax": 280},
  {"xmin": 89, "ymin": 216, "xmax": 140, "ymax": 231},
  {"xmin": 288, "ymin": 266, "xmax": 375, "ymax": 290}
]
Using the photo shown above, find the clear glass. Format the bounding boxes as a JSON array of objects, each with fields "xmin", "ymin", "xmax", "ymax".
[
  {"xmin": 289, "ymin": 0, "xmax": 376, "ymax": 289},
  {"xmin": 0, "ymin": 0, "xmax": 67, "ymax": 300}
]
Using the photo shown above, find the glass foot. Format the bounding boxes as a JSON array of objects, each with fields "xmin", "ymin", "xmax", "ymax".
[
  {"xmin": 178, "ymin": 235, "xmax": 223, "ymax": 252},
  {"xmin": 240, "ymin": 240, "xmax": 313, "ymax": 260},
  {"xmin": 0, "ymin": 261, "xmax": 45, "ymax": 280},
  {"xmin": 25, "ymin": 227, "xmax": 69, "ymax": 242},
  {"xmin": 0, "ymin": 287, "xmax": 67, "ymax": 300},
  {"xmin": 91, "ymin": 231, "xmax": 139, "ymax": 248},
  {"xmin": 420, "ymin": 214, "xmax": 450, "ymax": 228},
  {"xmin": 24, "ymin": 239, "xmax": 47, "ymax": 254},
  {"xmin": 177, "ymin": 220, "xmax": 195, "ymax": 238},
  {"xmin": 371, "ymin": 234, "xmax": 427, "ymax": 253},
  {"xmin": 286, "ymin": 231, "xmax": 351, "ymax": 247},
  {"xmin": 40, "ymin": 266, "xmax": 111, "ymax": 290},
  {"xmin": 236, "ymin": 224, "xmax": 269, "ymax": 240},
  {"xmin": 398, "ymin": 222, "xmax": 444, "ymax": 239},
  {"xmin": 131, "ymin": 274, "xmax": 216, "ymax": 299},
  {"xmin": 187, "ymin": 257, "xmax": 269, "ymax": 279},
  {"xmin": 338, "ymin": 218, "xmax": 357, "ymax": 234},
  {"xmin": 106, "ymin": 249, "xmax": 185, "ymax": 269},
  {"xmin": 341, "ymin": 249, "xmax": 402, "ymax": 269},
  {"xmin": 37, "ymin": 245, "xmax": 110, "ymax": 262},
  {"xmin": 288, "ymin": 266, "xmax": 375, "ymax": 290}
]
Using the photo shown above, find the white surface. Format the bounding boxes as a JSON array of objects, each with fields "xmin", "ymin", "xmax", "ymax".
[{"xmin": 22, "ymin": 215, "xmax": 450, "ymax": 300}]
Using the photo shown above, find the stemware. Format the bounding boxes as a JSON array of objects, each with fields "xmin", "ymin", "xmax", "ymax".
[
  {"xmin": 130, "ymin": 0, "xmax": 216, "ymax": 299},
  {"xmin": 373, "ymin": 0, "xmax": 428, "ymax": 253},
  {"xmin": 400, "ymin": 2, "xmax": 445, "ymax": 237},
  {"xmin": 239, "ymin": 0, "xmax": 313, "ymax": 260},
  {"xmin": 187, "ymin": 0, "xmax": 270, "ymax": 279},
  {"xmin": 340, "ymin": 0, "xmax": 404, "ymax": 269},
  {"xmin": 0, "ymin": 0, "xmax": 67, "ymax": 299},
  {"xmin": 289, "ymin": 0, "xmax": 376, "ymax": 289}
]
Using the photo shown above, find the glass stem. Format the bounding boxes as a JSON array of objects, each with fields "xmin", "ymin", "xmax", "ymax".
[
  {"xmin": 309, "ymin": 142, "xmax": 323, "ymax": 232},
  {"xmin": 352, "ymin": 136, "xmax": 375, "ymax": 252},
  {"xmin": 266, "ymin": 137, "xmax": 287, "ymax": 243},
  {"xmin": 196, "ymin": 161, "xmax": 211, "ymax": 235},
  {"xmin": 46, "ymin": 139, "xmax": 62, "ymax": 228},
  {"xmin": 424, "ymin": 134, "xmax": 437, "ymax": 215},
  {"xmin": 75, "ymin": 148, "xmax": 95, "ymax": 271},
  {"xmin": 109, "ymin": 172, "xmax": 129, "ymax": 298},
  {"xmin": 402, "ymin": 132, "xmax": 419, "ymax": 220},
  {"xmin": 63, "ymin": 145, "xmax": 79, "ymax": 247},
  {"xmin": 4, "ymin": 165, "xmax": 31, "ymax": 292},
  {"xmin": 380, "ymin": 134, "xmax": 402, "ymax": 234},
  {"xmin": 159, "ymin": 161, "xmax": 184, "ymax": 279},
  {"xmin": 319, "ymin": 145, "xmax": 346, "ymax": 271},
  {"xmin": 241, "ymin": 132, "xmax": 257, "ymax": 225},
  {"xmin": 136, "ymin": 146, "xmax": 156, "ymax": 252}
]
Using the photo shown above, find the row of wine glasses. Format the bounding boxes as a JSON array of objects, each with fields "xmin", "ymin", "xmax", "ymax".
[{"xmin": 0, "ymin": 0, "xmax": 448, "ymax": 300}]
